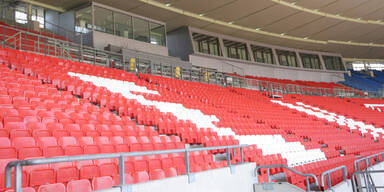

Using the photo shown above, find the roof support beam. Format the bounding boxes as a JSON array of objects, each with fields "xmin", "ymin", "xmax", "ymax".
[{"xmin": 19, "ymin": 0, "xmax": 65, "ymax": 12}]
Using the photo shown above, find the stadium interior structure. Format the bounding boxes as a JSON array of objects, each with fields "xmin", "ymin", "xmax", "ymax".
[{"xmin": 0, "ymin": 0, "xmax": 383, "ymax": 192}]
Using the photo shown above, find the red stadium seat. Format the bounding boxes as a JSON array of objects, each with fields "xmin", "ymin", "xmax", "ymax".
[
  {"xmin": 51, "ymin": 162, "xmax": 79, "ymax": 183},
  {"xmin": 92, "ymin": 176, "xmax": 114, "ymax": 190},
  {"xmin": 37, "ymin": 183, "xmax": 65, "ymax": 192},
  {"xmin": 67, "ymin": 179, "xmax": 92, "ymax": 192},
  {"xmin": 133, "ymin": 171, "xmax": 149, "ymax": 183},
  {"xmin": 149, "ymin": 169, "xmax": 166, "ymax": 180}
]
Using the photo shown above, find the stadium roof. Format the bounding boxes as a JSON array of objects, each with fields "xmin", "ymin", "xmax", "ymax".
[{"xmin": 29, "ymin": 0, "xmax": 384, "ymax": 59}]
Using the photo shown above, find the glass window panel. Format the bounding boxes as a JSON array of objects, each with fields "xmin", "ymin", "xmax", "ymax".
[
  {"xmin": 251, "ymin": 45, "xmax": 274, "ymax": 64},
  {"xmin": 280, "ymin": 55, "xmax": 288, "ymax": 66},
  {"xmin": 133, "ymin": 17, "xmax": 149, "ymax": 43},
  {"xmin": 323, "ymin": 56, "xmax": 345, "ymax": 71},
  {"xmin": 202, "ymin": 41, "xmax": 209, "ymax": 54},
  {"xmin": 192, "ymin": 33, "xmax": 222, "ymax": 56},
  {"xmin": 75, "ymin": 6, "xmax": 92, "ymax": 33},
  {"xmin": 94, "ymin": 6, "xmax": 114, "ymax": 34},
  {"xmin": 15, "ymin": 3, "xmax": 27, "ymax": 24},
  {"xmin": 150, "ymin": 22, "xmax": 165, "ymax": 46},
  {"xmin": 277, "ymin": 50, "xmax": 297, "ymax": 67},
  {"xmin": 300, "ymin": 53, "xmax": 321, "ymax": 69},
  {"xmin": 223, "ymin": 39, "xmax": 249, "ymax": 60},
  {"xmin": 114, "ymin": 12, "xmax": 132, "ymax": 39}
]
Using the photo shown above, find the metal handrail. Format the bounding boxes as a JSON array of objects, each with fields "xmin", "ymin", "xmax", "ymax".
[
  {"xmin": 255, "ymin": 164, "xmax": 320, "ymax": 192},
  {"xmin": 5, "ymin": 144, "xmax": 247, "ymax": 192},
  {"xmin": 354, "ymin": 152, "xmax": 384, "ymax": 171},
  {"xmin": 320, "ymin": 165, "xmax": 347, "ymax": 189},
  {"xmin": 0, "ymin": 20, "xmax": 377, "ymax": 98},
  {"xmin": 0, "ymin": 5, "xmax": 79, "ymax": 41},
  {"xmin": 351, "ymin": 170, "xmax": 384, "ymax": 192}
]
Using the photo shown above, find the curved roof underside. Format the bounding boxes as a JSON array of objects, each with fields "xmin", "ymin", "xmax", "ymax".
[{"xmin": 34, "ymin": 0, "xmax": 384, "ymax": 59}]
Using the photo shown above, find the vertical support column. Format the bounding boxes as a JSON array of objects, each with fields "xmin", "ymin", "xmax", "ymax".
[
  {"xmin": 295, "ymin": 51, "xmax": 303, "ymax": 68},
  {"xmin": 272, "ymin": 48, "xmax": 280, "ymax": 66},
  {"xmin": 218, "ymin": 36, "xmax": 227, "ymax": 58},
  {"xmin": 319, "ymin": 54, "xmax": 327, "ymax": 71},
  {"xmin": 246, "ymin": 43, "xmax": 255, "ymax": 62},
  {"xmin": 27, "ymin": 3, "xmax": 32, "ymax": 21}
]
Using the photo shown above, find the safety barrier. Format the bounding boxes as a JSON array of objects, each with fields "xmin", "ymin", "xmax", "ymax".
[
  {"xmin": 5, "ymin": 145, "xmax": 247, "ymax": 192},
  {"xmin": 255, "ymin": 164, "xmax": 320, "ymax": 192},
  {"xmin": 320, "ymin": 165, "xmax": 347, "ymax": 190}
]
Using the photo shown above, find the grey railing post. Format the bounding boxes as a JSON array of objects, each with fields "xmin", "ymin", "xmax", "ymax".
[
  {"xmin": 320, "ymin": 165, "xmax": 347, "ymax": 190},
  {"xmin": 255, "ymin": 165, "xmax": 320, "ymax": 191},
  {"xmin": 184, "ymin": 150, "xmax": 194, "ymax": 183},
  {"xmin": 80, "ymin": 33, "xmax": 83, "ymax": 62},
  {"xmin": 18, "ymin": 32, "xmax": 21, "ymax": 50},
  {"xmin": 326, "ymin": 174, "xmax": 331, "ymax": 189},
  {"xmin": 14, "ymin": 163, "xmax": 22, "ymax": 192},
  {"xmin": 240, "ymin": 147, "xmax": 244, "ymax": 163},
  {"xmin": 37, "ymin": 36, "xmax": 40, "ymax": 53},
  {"xmin": 24, "ymin": 32, "xmax": 26, "ymax": 51},
  {"xmin": 305, "ymin": 176, "xmax": 310, "ymax": 191},
  {"xmin": 226, "ymin": 147, "xmax": 231, "ymax": 167},
  {"xmin": 2, "ymin": 26, "xmax": 4, "ymax": 47},
  {"xmin": 266, "ymin": 168, "xmax": 271, "ymax": 183},
  {"xmin": 118, "ymin": 156, "xmax": 125, "ymax": 185}
]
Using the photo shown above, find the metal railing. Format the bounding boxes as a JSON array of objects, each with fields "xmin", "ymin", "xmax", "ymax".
[
  {"xmin": 351, "ymin": 152, "xmax": 384, "ymax": 192},
  {"xmin": 320, "ymin": 165, "xmax": 347, "ymax": 190},
  {"xmin": 255, "ymin": 164, "xmax": 320, "ymax": 192},
  {"xmin": 0, "ymin": 22, "xmax": 123, "ymax": 66},
  {"xmin": 352, "ymin": 170, "xmax": 384, "ymax": 192},
  {"xmin": 5, "ymin": 144, "xmax": 247, "ymax": 192},
  {"xmin": 354, "ymin": 152, "xmax": 384, "ymax": 171},
  {"xmin": 0, "ymin": 5, "xmax": 88, "ymax": 44},
  {"xmin": 0, "ymin": 17, "xmax": 377, "ymax": 98}
]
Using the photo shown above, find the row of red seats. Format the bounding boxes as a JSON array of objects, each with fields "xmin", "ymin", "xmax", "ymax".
[
  {"xmin": 1, "ymin": 46, "xmax": 383, "ymax": 191},
  {"xmin": 0, "ymin": 135, "xmax": 184, "ymax": 159},
  {"xmin": 0, "ymin": 149, "xmax": 225, "ymax": 190}
]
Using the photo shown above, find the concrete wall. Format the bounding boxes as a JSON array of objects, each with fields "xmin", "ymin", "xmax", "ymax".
[
  {"xmin": 189, "ymin": 54, "xmax": 345, "ymax": 82},
  {"xmin": 93, "ymin": 31, "xmax": 168, "ymax": 56},
  {"xmin": 45, "ymin": 10, "xmax": 60, "ymax": 34},
  {"xmin": 59, "ymin": 10, "xmax": 75, "ymax": 36},
  {"xmin": 167, "ymin": 26, "xmax": 194, "ymax": 61},
  {"xmin": 99, "ymin": 163, "xmax": 256, "ymax": 192},
  {"xmin": 327, "ymin": 180, "xmax": 353, "ymax": 192}
]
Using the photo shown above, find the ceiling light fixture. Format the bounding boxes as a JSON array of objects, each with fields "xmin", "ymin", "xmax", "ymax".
[
  {"xmin": 228, "ymin": 21, "xmax": 234, "ymax": 24},
  {"xmin": 165, "ymin": 3, "xmax": 172, "ymax": 6},
  {"xmin": 199, "ymin": 13, "xmax": 205, "ymax": 16}
]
